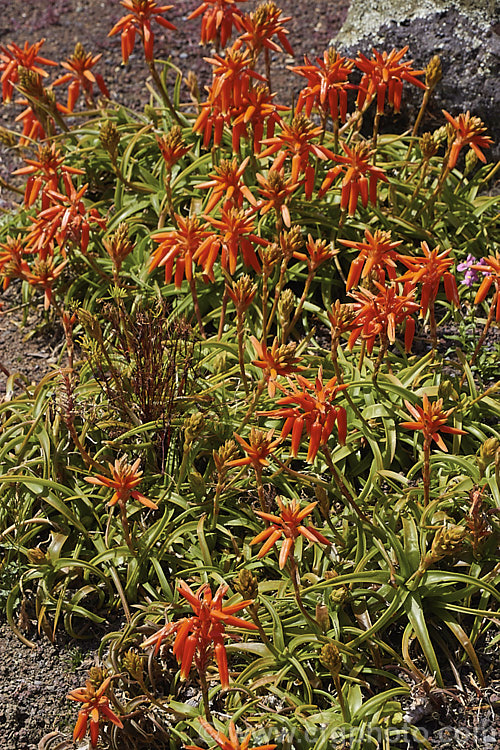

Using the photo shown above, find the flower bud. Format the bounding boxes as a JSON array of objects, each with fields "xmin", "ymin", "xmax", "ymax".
[
  {"xmin": 319, "ymin": 642, "xmax": 342, "ymax": 675},
  {"xmin": 278, "ymin": 288, "xmax": 295, "ymax": 328},
  {"xmin": 420, "ymin": 132, "xmax": 438, "ymax": 160},
  {"xmin": 122, "ymin": 649, "xmax": 144, "ymax": 681},
  {"xmin": 26, "ymin": 548, "xmax": 47, "ymax": 564},
  {"xmin": 329, "ymin": 587, "xmax": 349, "ymax": 608},
  {"xmin": 431, "ymin": 524, "xmax": 466, "ymax": 560},
  {"xmin": 100, "ymin": 120, "xmax": 120, "ymax": 162},
  {"xmin": 184, "ymin": 412, "xmax": 205, "ymax": 444},
  {"xmin": 234, "ymin": 569, "xmax": 258, "ymax": 600},
  {"xmin": 464, "ymin": 149, "xmax": 478, "ymax": 176},
  {"xmin": 88, "ymin": 666, "xmax": 109, "ymax": 689},
  {"xmin": 425, "ymin": 55, "xmax": 442, "ymax": 91},
  {"xmin": 144, "ymin": 104, "xmax": 159, "ymax": 127},
  {"xmin": 432, "ymin": 125, "xmax": 448, "ymax": 145},
  {"xmin": 315, "ymin": 603, "xmax": 330, "ymax": 633},
  {"xmin": 186, "ymin": 70, "xmax": 200, "ymax": 102}
]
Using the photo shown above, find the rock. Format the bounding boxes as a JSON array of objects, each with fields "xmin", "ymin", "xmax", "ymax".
[{"xmin": 331, "ymin": 0, "xmax": 500, "ymax": 159}]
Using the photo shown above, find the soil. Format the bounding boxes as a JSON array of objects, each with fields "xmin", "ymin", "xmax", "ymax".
[{"xmin": 0, "ymin": 2, "xmax": 499, "ymax": 749}]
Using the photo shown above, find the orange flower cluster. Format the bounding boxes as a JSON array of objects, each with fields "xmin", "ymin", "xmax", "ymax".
[
  {"xmin": 340, "ymin": 229, "xmax": 401, "ymax": 291},
  {"xmin": 85, "ymin": 456, "xmax": 157, "ymax": 509},
  {"xmin": 348, "ymin": 283, "xmax": 420, "ymax": 354},
  {"xmin": 319, "ymin": 141, "xmax": 388, "ymax": 214},
  {"xmin": 141, "ymin": 580, "xmax": 258, "ymax": 688},
  {"xmin": 52, "ymin": 42, "xmax": 109, "ymax": 111},
  {"xmin": 188, "ymin": 0, "xmax": 247, "ymax": 49},
  {"xmin": 251, "ymin": 496, "xmax": 330, "ymax": 568},
  {"xmin": 400, "ymin": 395, "xmax": 465, "ymax": 451},
  {"xmin": 108, "ymin": 0, "xmax": 176, "ymax": 63},
  {"xmin": 262, "ymin": 368, "xmax": 348, "ymax": 462},
  {"xmin": 0, "ymin": 38, "xmax": 56, "ymax": 103},
  {"xmin": 67, "ymin": 676, "xmax": 123, "ymax": 749},
  {"xmin": 443, "ymin": 110, "xmax": 492, "ymax": 170},
  {"xmin": 186, "ymin": 718, "xmax": 277, "ymax": 750},
  {"xmin": 291, "ymin": 48, "xmax": 354, "ymax": 124},
  {"xmin": 398, "ymin": 241, "xmax": 459, "ymax": 315},
  {"xmin": 355, "ymin": 46, "xmax": 426, "ymax": 114}
]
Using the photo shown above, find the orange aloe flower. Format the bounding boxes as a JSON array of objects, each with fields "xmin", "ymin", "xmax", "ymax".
[
  {"xmin": 256, "ymin": 168, "xmax": 301, "ymax": 227},
  {"xmin": 319, "ymin": 141, "xmax": 387, "ymax": 214},
  {"xmin": 141, "ymin": 580, "xmax": 258, "ymax": 688},
  {"xmin": 186, "ymin": 718, "xmax": 277, "ymax": 750},
  {"xmin": 197, "ymin": 157, "xmax": 257, "ymax": 213},
  {"xmin": 85, "ymin": 455, "xmax": 157, "ymax": 509},
  {"xmin": 108, "ymin": 0, "xmax": 177, "ymax": 64},
  {"xmin": 250, "ymin": 335, "xmax": 303, "ymax": 396},
  {"xmin": 25, "ymin": 175, "xmax": 106, "ymax": 257},
  {"xmin": 149, "ymin": 215, "xmax": 213, "ymax": 286},
  {"xmin": 204, "ymin": 44, "xmax": 264, "ymax": 112},
  {"xmin": 229, "ymin": 428, "xmax": 281, "ymax": 472},
  {"xmin": 262, "ymin": 368, "xmax": 347, "ymax": 462},
  {"xmin": 156, "ymin": 127, "xmax": 191, "ymax": 171},
  {"xmin": 348, "ymin": 282, "xmax": 420, "ymax": 354},
  {"xmin": 250, "ymin": 496, "xmax": 330, "ymax": 569},
  {"xmin": 0, "ymin": 39, "xmax": 56, "ymax": 103},
  {"xmin": 12, "ymin": 143, "xmax": 85, "ymax": 208},
  {"xmin": 235, "ymin": 1, "xmax": 294, "ymax": 58},
  {"xmin": 259, "ymin": 114, "xmax": 334, "ymax": 199},
  {"xmin": 292, "ymin": 234, "xmax": 335, "ymax": 272},
  {"xmin": 231, "ymin": 83, "xmax": 287, "ymax": 154},
  {"xmin": 52, "ymin": 42, "xmax": 109, "ymax": 112},
  {"xmin": 188, "ymin": 0, "xmax": 247, "ymax": 49},
  {"xmin": 197, "ymin": 206, "xmax": 266, "ymax": 276},
  {"xmin": 23, "ymin": 257, "xmax": 68, "ymax": 310},
  {"xmin": 339, "ymin": 229, "xmax": 402, "ymax": 291},
  {"xmin": 291, "ymin": 48, "xmax": 354, "ymax": 124},
  {"xmin": 473, "ymin": 252, "xmax": 500, "ymax": 320},
  {"xmin": 442, "ymin": 110, "xmax": 493, "ymax": 170},
  {"xmin": 397, "ymin": 241, "xmax": 459, "ymax": 315},
  {"xmin": 68, "ymin": 676, "xmax": 123, "ymax": 749},
  {"xmin": 0, "ymin": 235, "xmax": 30, "ymax": 290},
  {"xmin": 355, "ymin": 46, "xmax": 425, "ymax": 115},
  {"xmin": 400, "ymin": 394, "xmax": 465, "ymax": 452}
]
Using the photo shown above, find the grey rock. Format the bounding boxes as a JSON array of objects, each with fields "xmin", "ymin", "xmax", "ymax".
[{"xmin": 331, "ymin": 0, "xmax": 500, "ymax": 160}]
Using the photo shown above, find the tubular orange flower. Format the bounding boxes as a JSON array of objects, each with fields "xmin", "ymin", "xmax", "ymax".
[
  {"xmin": 473, "ymin": 252, "xmax": 500, "ymax": 320},
  {"xmin": 319, "ymin": 141, "xmax": 387, "ymax": 214},
  {"xmin": 292, "ymin": 234, "xmax": 335, "ymax": 272},
  {"xmin": 204, "ymin": 44, "xmax": 264, "ymax": 113},
  {"xmin": 150, "ymin": 215, "xmax": 213, "ymax": 286},
  {"xmin": 12, "ymin": 143, "xmax": 85, "ymax": 208},
  {"xmin": 400, "ymin": 394, "xmax": 465, "ymax": 452},
  {"xmin": 442, "ymin": 110, "xmax": 492, "ymax": 170},
  {"xmin": 186, "ymin": 718, "xmax": 277, "ymax": 750},
  {"xmin": 0, "ymin": 39, "xmax": 56, "ymax": 103},
  {"xmin": 259, "ymin": 114, "xmax": 334, "ymax": 198},
  {"xmin": 291, "ymin": 47, "xmax": 354, "ymax": 123},
  {"xmin": 85, "ymin": 455, "xmax": 157, "ymax": 509},
  {"xmin": 397, "ymin": 241, "xmax": 459, "ymax": 315},
  {"xmin": 229, "ymin": 428, "xmax": 281, "ymax": 471},
  {"xmin": 0, "ymin": 235, "xmax": 30, "ymax": 290},
  {"xmin": 188, "ymin": 0, "xmax": 247, "ymax": 48},
  {"xmin": 256, "ymin": 168, "xmax": 301, "ymax": 227},
  {"xmin": 348, "ymin": 282, "xmax": 420, "ymax": 354},
  {"xmin": 108, "ymin": 0, "xmax": 176, "ymax": 63},
  {"xmin": 52, "ymin": 42, "xmax": 109, "ymax": 112},
  {"xmin": 197, "ymin": 157, "xmax": 257, "ymax": 214},
  {"xmin": 262, "ymin": 367, "xmax": 348, "ymax": 462},
  {"xmin": 250, "ymin": 496, "xmax": 330, "ymax": 569},
  {"xmin": 235, "ymin": 1, "xmax": 294, "ymax": 58},
  {"xmin": 25, "ymin": 175, "xmax": 106, "ymax": 258},
  {"xmin": 68, "ymin": 676, "xmax": 123, "ymax": 749},
  {"xmin": 339, "ymin": 229, "xmax": 402, "ymax": 291},
  {"xmin": 156, "ymin": 126, "xmax": 191, "ymax": 171},
  {"xmin": 250, "ymin": 335, "xmax": 303, "ymax": 396},
  {"xmin": 231, "ymin": 83, "xmax": 287, "ymax": 153},
  {"xmin": 198, "ymin": 206, "xmax": 266, "ymax": 276},
  {"xmin": 23, "ymin": 257, "xmax": 68, "ymax": 310},
  {"xmin": 355, "ymin": 46, "xmax": 425, "ymax": 115},
  {"xmin": 141, "ymin": 580, "xmax": 258, "ymax": 689}
]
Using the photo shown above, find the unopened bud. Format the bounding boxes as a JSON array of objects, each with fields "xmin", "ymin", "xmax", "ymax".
[
  {"xmin": 234, "ymin": 569, "xmax": 258, "ymax": 600},
  {"xmin": 464, "ymin": 149, "xmax": 478, "ymax": 176},
  {"xmin": 122, "ymin": 649, "xmax": 144, "ymax": 681},
  {"xmin": 26, "ymin": 548, "xmax": 47, "ymax": 564},
  {"xmin": 100, "ymin": 120, "xmax": 120, "ymax": 161},
  {"xmin": 319, "ymin": 642, "xmax": 342, "ymax": 675},
  {"xmin": 315, "ymin": 603, "xmax": 330, "ymax": 633},
  {"xmin": 438, "ymin": 379, "xmax": 458, "ymax": 402},
  {"xmin": 432, "ymin": 125, "xmax": 448, "ymax": 145},
  {"xmin": 144, "ymin": 104, "xmax": 159, "ymax": 127},
  {"xmin": 184, "ymin": 412, "xmax": 205, "ymax": 444},
  {"xmin": 186, "ymin": 70, "xmax": 200, "ymax": 102},
  {"xmin": 431, "ymin": 525, "xmax": 466, "ymax": 560},
  {"xmin": 278, "ymin": 288, "xmax": 295, "ymax": 328},
  {"xmin": 189, "ymin": 469, "xmax": 206, "ymax": 499},
  {"xmin": 330, "ymin": 587, "xmax": 349, "ymax": 608},
  {"xmin": 425, "ymin": 55, "xmax": 442, "ymax": 91},
  {"xmin": 420, "ymin": 132, "xmax": 438, "ymax": 160},
  {"xmin": 88, "ymin": 666, "xmax": 109, "ymax": 689}
]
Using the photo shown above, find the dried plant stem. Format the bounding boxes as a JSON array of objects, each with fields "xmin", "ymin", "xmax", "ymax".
[
  {"xmin": 188, "ymin": 277, "xmax": 205, "ymax": 338},
  {"xmin": 147, "ymin": 60, "xmax": 181, "ymax": 125},
  {"xmin": 460, "ymin": 290, "xmax": 498, "ymax": 388},
  {"xmin": 119, "ymin": 502, "xmax": 134, "ymax": 551},
  {"xmin": 322, "ymin": 446, "xmax": 369, "ymax": 522},
  {"xmin": 217, "ymin": 288, "xmax": 229, "ymax": 340},
  {"xmin": 283, "ymin": 271, "xmax": 313, "ymax": 342},
  {"xmin": 157, "ymin": 174, "xmax": 175, "ymax": 229},
  {"xmin": 372, "ymin": 112, "xmax": 381, "ymax": 160},
  {"xmin": 333, "ymin": 672, "xmax": 348, "ymax": 723},
  {"xmin": 406, "ymin": 88, "xmax": 432, "ymax": 161},
  {"xmin": 198, "ymin": 669, "xmax": 213, "ymax": 722},
  {"xmin": 236, "ymin": 310, "xmax": 249, "ymax": 395}
]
